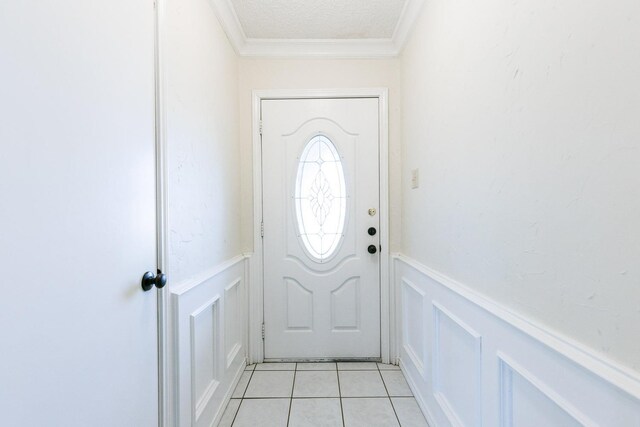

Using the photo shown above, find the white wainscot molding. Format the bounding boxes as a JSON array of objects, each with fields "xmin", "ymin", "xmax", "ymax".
[
  {"xmin": 171, "ymin": 255, "xmax": 249, "ymax": 427},
  {"xmin": 394, "ymin": 255, "xmax": 640, "ymax": 427}
]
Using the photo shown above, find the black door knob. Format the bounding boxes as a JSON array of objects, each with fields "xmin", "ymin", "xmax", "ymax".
[
  {"xmin": 141, "ymin": 271, "xmax": 167, "ymax": 291},
  {"xmin": 368, "ymin": 227, "xmax": 377, "ymax": 236},
  {"xmin": 368, "ymin": 245, "xmax": 378, "ymax": 254}
]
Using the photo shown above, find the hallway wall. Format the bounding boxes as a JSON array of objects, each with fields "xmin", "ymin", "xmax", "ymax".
[
  {"xmin": 163, "ymin": 1, "xmax": 247, "ymax": 425},
  {"xmin": 165, "ymin": 0, "xmax": 241, "ymax": 284},
  {"xmin": 237, "ymin": 59, "xmax": 402, "ymax": 254},
  {"xmin": 401, "ymin": 0, "xmax": 640, "ymax": 372}
]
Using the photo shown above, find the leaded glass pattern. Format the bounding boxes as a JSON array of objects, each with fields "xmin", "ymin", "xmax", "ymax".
[{"xmin": 294, "ymin": 135, "xmax": 347, "ymax": 262}]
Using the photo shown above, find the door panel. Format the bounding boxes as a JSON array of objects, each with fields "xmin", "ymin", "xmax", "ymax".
[
  {"xmin": 0, "ymin": 0, "xmax": 158, "ymax": 425},
  {"xmin": 262, "ymin": 98, "xmax": 380, "ymax": 359}
]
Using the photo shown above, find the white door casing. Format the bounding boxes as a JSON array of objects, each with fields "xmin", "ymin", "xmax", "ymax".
[
  {"xmin": 0, "ymin": 1, "xmax": 159, "ymax": 425},
  {"xmin": 262, "ymin": 98, "xmax": 381, "ymax": 359}
]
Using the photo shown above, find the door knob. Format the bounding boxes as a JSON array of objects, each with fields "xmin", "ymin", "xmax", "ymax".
[
  {"xmin": 368, "ymin": 245, "xmax": 378, "ymax": 254},
  {"xmin": 141, "ymin": 270, "xmax": 167, "ymax": 291},
  {"xmin": 368, "ymin": 227, "xmax": 377, "ymax": 236}
]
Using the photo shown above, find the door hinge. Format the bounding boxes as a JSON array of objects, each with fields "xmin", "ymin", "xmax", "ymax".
[
  {"xmin": 261, "ymin": 323, "xmax": 265, "ymax": 340},
  {"xmin": 261, "ymin": 221, "xmax": 264, "ymax": 238},
  {"xmin": 259, "ymin": 120, "xmax": 263, "ymax": 135}
]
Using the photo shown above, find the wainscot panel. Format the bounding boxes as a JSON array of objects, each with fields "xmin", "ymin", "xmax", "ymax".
[
  {"xmin": 395, "ymin": 255, "xmax": 640, "ymax": 427},
  {"xmin": 171, "ymin": 255, "xmax": 249, "ymax": 427}
]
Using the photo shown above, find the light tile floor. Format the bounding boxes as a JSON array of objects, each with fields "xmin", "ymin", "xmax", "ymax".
[{"xmin": 218, "ymin": 362, "xmax": 429, "ymax": 427}]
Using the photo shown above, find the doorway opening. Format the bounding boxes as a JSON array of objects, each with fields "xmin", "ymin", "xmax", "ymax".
[{"xmin": 249, "ymin": 89, "xmax": 393, "ymax": 364}]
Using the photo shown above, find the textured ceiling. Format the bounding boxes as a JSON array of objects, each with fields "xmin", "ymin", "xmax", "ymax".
[{"xmin": 230, "ymin": 0, "xmax": 406, "ymax": 39}]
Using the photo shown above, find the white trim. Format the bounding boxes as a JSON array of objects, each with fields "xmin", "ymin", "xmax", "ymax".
[
  {"xmin": 240, "ymin": 39, "xmax": 398, "ymax": 59},
  {"xmin": 390, "ymin": 0, "xmax": 426, "ymax": 51},
  {"xmin": 224, "ymin": 279, "xmax": 243, "ymax": 368},
  {"xmin": 400, "ymin": 358, "xmax": 439, "ymax": 427},
  {"xmin": 498, "ymin": 352, "xmax": 598, "ymax": 427},
  {"xmin": 211, "ymin": 362, "xmax": 246, "ymax": 427},
  {"xmin": 253, "ymin": 88, "xmax": 391, "ymax": 100},
  {"xmin": 397, "ymin": 254, "xmax": 640, "ymax": 426},
  {"xmin": 208, "ymin": 0, "xmax": 425, "ymax": 58},
  {"xmin": 432, "ymin": 301, "xmax": 483, "ymax": 427},
  {"xmin": 249, "ymin": 93, "xmax": 264, "ymax": 364},
  {"xmin": 189, "ymin": 295, "xmax": 221, "ymax": 424},
  {"xmin": 378, "ymin": 89, "xmax": 391, "ymax": 364},
  {"xmin": 391, "ymin": 251, "xmax": 402, "ymax": 365},
  {"xmin": 251, "ymin": 88, "xmax": 392, "ymax": 363},
  {"xmin": 400, "ymin": 278, "xmax": 426, "ymax": 376},
  {"xmin": 171, "ymin": 255, "xmax": 248, "ymax": 296},
  {"xmin": 154, "ymin": 0, "xmax": 169, "ymax": 424},
  {"xmin": 395, "ymin": 254, "xmax": 640, "ymax": 401},
  {"xmin": 170, "ymin": 256, "xmax": 249, "ymax": 426},
  {"xmin": 207, "ymin": 0, "xmax": 245, "ymax": 55},
  {"xmin": 243, "ymin": 252, "xmax": 252, "ymax": 365}
]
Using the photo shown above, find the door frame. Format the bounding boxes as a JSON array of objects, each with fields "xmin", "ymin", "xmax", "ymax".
[
  {"xmin": 249, "ymin": 88, "xmax": 393, "ymax": 364},
  {"xmin": 154, "ymin": 0, "xmax": 169, "ymax": 424}
]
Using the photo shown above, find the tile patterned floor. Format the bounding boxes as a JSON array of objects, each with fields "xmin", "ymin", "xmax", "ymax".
[{"xmin": 218, "ymin": 362, "xmax": 429, "ymax": 427}]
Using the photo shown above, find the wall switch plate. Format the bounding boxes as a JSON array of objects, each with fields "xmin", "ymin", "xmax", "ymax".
[{"xmin": 411, "ymin": 169, "xmax": 419, "ymax": 189}]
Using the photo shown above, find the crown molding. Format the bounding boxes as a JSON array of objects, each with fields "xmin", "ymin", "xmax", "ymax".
[
  {"xmin": 391, "ymin": 0, "xmax": 426, "ymax": 52},
  {"xmin": 240, "ymin": 38, "xmax": 399, "ymax": 59},
  {"xmin": 209, "ymin": 0, "xmax": 246, "ymax": 52},
  {"xmin": 209, "ymin": 0, "xmax": 425, "ymax": 58}
]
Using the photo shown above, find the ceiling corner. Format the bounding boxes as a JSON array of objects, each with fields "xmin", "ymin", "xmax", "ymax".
[
  {"xmin": 209, "ymin": 0, "xmax": 247, "ymax": 54},
  {"xmin": 391, "ymin": 0, "xmax": 425, "ymax": 54},
  {"xmin": 210, "ymin": 0, "xmax": 425, "ymax": 59}
]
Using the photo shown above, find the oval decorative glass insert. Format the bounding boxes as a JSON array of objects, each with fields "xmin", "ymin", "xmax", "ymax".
[{"xmin": 294, "ymin": 134, "xmax": 347, "ymax": 262}]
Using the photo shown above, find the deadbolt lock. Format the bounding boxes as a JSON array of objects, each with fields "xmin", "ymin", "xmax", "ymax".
[{"xmin": 368, "ymin": 208, "xmax": 376, "ymax": 216}]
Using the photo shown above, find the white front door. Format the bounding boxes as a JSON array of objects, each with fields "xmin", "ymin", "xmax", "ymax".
[
  {"xmin": 262, "ymin": 98, "xmax": 381, "ymax": 359},
  {"xmin": 0, "ymin": 1, "xmax": 158, "ymax": 425}
]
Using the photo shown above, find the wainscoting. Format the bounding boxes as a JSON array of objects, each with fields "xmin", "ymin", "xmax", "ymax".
[
  {"xmin": 394, "ymin": 255, "xmax": 640, "ymax": 426},
  {"xmin": 170, "ymin": 255, "xmax": 249, "ymax": 427}
]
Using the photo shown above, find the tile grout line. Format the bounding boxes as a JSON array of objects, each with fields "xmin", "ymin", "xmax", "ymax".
[
  {"xmin": 378, "ymin": 364, "xmax": 403, "ymax": 426},
  {"xmin": 230, "ymin": 364, "xmax": 256, "ymax": 426},
  {"xmin": 241, "ymin": 396, "xmax": 334, "ymax": 399},
  {"xmin": 240, "ymin": 395, "xmax": 408, "ymax": 399},
  {"xmin": 337, "ymin": 368, "xmax": 346, "ymax": 427},
  {"xmin": 285, "ymin": 363, "xmax": 297, "ymax": 426},
  {"xmin": 232, "ymin": 363, "xmax": 404, "ymax": 426},
  {"xmin": 228, "ymin": 398, "xmax": 241, "ymax": 427},
  {"xmin": 242, "ymin": 365, "xmax": 256, "ymax": 398}
]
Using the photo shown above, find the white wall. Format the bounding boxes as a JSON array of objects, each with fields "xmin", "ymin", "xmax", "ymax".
[
  {"xmin": 401, "ymin": 0, "xmax": 640, "ymax": 372},
  {"xmin": 165, "ymin": 0, "xmax": 241, "ymax": 284},
  {"xmin": 237, "ymin": 59, "xmax": 402, "ymax": 253},
  {"xmin": 163, "ymin": 1, "xmax": 246, "ymax": 425}
]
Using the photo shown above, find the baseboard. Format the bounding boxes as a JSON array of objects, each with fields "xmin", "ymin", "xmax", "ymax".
[
  {"xmin": 395, "ymin": 254, "xmax": 640, "ymax": 426},
  {"xmin": 400, "ymin": 358, "xmax": 439, "ymax": 427},
  {"xmin": 209, "ymin": 360, "xmax": 246, "ymax": 427}
]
